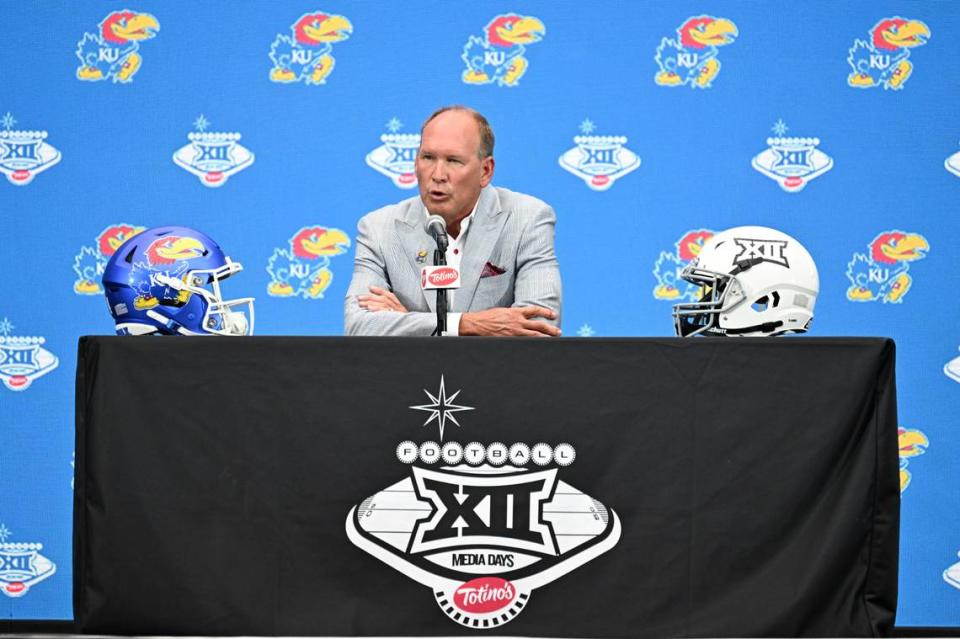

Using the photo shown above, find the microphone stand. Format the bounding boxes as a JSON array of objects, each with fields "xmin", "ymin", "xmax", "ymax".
[{"xmin": 433, "ymin": 234, "xmax": 448, "ymax": 336}]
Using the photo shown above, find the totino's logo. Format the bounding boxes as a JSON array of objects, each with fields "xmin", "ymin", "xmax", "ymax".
[
  {"xmin": 654, "ymin": 16, "xmax": 738, "ymax": 88},
  {"xmin": 75, "ymin": 10, "xmax": 159, "ymax": 83},
  {"xmin": 456, "ymin": 577, "xmax": 515, "ymax": 613},
  {"xmin": 846, "ymin": 230, "xmax": 929, "ymax": 303},
  {"xmin": 847, "ymin": 18, "xmax": 930, "ymax": 90},
  {"xmin": 267, "ymin": 226, "xmax": 351, "ymax": 299},
  {"xmin": 429, "ymin": 268, "xmax": 458, "ymax": 286},
  {"xmin": 461, "ymin": 14, "xmax": 545, "ymax": 87},
  {"xmin": 269, "ymin": 11, "xmax": 352, "ymax": 85},
  {"xmin": 346, "ymin": 376, "xmax": 620, "ymax": 629}
]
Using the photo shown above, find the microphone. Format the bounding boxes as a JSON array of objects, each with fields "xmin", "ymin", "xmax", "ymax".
[{"xmin": 424, "ymin": 215, "xmax": 448, "ymax": 250}]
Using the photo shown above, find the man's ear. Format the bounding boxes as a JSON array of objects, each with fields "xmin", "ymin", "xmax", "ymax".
[{"xmin": 480, "ymin": 156, "xmax": 495, "ymax": 187}]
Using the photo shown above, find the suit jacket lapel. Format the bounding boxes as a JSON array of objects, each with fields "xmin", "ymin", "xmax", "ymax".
[
  {"xmin": 455, "ymin": 187, "xmax": 507, "ymax": 313},
  {"xmin": 394, "ymin": 201, "xmax": 435, "ymax": 313}
]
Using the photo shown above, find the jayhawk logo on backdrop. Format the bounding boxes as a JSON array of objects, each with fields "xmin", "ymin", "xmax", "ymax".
[
  {"xmin": 267, "ymin": 226, "xmax": 351, "ymax": 298},
  {"xmin": 847, "ymin": 17, "xmax": 930, "ymax": 90},
  {"xmin": 75, "ymin": 10, "xmax": 159, "ymax": 83},
  {"xmin": 652, "ymin": 229, "xmax": 715, "ymax": 300},
  {"xmin": 269, "ymin": 12, "xmax": 352, "ymax": 85},
  {"xmin": 655, "ymin": 16, "xmax": 738, "ymax": 88},
  {"xmin": 461, "ymin": 14, "xmax": 546, "ymax": 87},
  {"xmin": 898, "ymin": 427, "xmax": 928, "ymax": 493},
  {"xmin": 846, "ymin": 231, "xmax": 929, "ymax": 303},
  {"xmin": 73, "ymin": 224, "xmax": 144, "ymax": 295}
]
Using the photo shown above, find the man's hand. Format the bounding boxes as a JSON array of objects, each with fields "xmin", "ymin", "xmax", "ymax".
[
  {"xmin": 358, "ymin": 286, "xmax": 408, "ymax": 313},
  {"xmin": 460, "ymin": 306, "xmax": 560, "ymax": 337}
]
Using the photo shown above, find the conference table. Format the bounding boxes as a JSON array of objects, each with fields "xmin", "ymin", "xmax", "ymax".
[{"xmin": 73, "ymin": 336, "xmax": 899, "ymax": 637}]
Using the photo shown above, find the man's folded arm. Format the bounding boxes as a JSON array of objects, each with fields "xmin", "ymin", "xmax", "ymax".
[
  {"xmin": 510, "ymin": 204, "xmax": 562, "ymax": 328},
  {"xmin": 344, "ymin": 216, "xmax": 437, "ymax": 336}
]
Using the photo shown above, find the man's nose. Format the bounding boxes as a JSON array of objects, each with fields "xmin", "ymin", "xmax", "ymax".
[{"xmin": 431, "ymin": 162, "xmax": 447, "ymax": 182}]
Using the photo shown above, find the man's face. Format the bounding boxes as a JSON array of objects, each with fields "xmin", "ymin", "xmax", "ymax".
[{"xmin": 416, "ymin": 110, "xmax": 494, "ymax": 224}]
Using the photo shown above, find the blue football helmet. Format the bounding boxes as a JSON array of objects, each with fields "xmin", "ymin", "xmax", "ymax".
[{"xmin": 102, "ymin": 226, "xmax": 254, "ymax": 335}]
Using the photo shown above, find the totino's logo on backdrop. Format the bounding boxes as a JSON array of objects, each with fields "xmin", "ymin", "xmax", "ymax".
[
  {"xmin": 269, "ymin": 11, "xmax": 352, "ymax": 85},
  {"xmin": 654, "ymin": 15, "xmax": 738, "ymax": 88},
  {"xmin": 0, "ymin": 112, "xmax": 61, "ymax": 186},
  {"xmin": 267, "ymin": 226, "xmax": 351, "ymax": 299},
  {"xmin": 462, "ymin": 14, "xmax": 545, "ymax": 87},
  {"xmin": 366, "ymin": 117, "xmax": 419, "ymax": 189},
  {"xmin": 847, "ymin": 17, "xmax": 930, "ymax": 90},
  {"xmin": 652, "ymin": 229, "xmax": 715, "ymax": 301},
  {"xmin": 846, "ymin": 231, "xmax": 929, "ymax": 303},
  {"xmin": 73, "ymin": 224, "xmax": 144, "ymax": 295},
  {"xmin": 173, "ymin": 115, "xmax": 254, "ymax": 187},
  {"xmin": 0, "ymin": 523, "xmax": 56, "ymax": 598},
  {"xmin": 345, "ymin": 375, "xmax": 621, "ymax": 629},
  {"xmin": 75, "ymin": 10, "xmax": 159, "ymax": 83},
  {"xmin": 752, "ymin": 120, "xmax": 833, "ymax": 192},
  {"xmin": 898, "ymin": 427, "xmax": 928, "ymax": 493},
  {"xmin": 558, "ymin": 119, "xmax": 640, "ymax": 191},
  {"xmin": 0, "ymin": 317, "xmax": 58, "ymax": 392}
]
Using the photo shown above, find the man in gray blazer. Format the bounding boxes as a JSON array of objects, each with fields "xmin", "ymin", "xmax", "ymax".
[{"xmin": 344, "ymin": 106, "xmax": 561, "ymax": 337}]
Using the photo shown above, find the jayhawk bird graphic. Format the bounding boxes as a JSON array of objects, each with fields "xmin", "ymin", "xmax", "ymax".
[
  {"xmin": 846, "ymin": 231, "xmax": 929, "ymax": 303},
  {"xmin": 847, "ymin": 18, "xmax": 930, "ymax": 90},
  {"xmin": 462, "ymin": 14, "xmax": 546, "ymax": 87},
  {"xmin": 653, "ymin": 230, "xmax": 714, "ymax": 300},
  {"xmin": 655, "ymin": 16, "xmax": 738, "ymax": 88},
  {"xmin": 269, "ymin": 12, "xmax": 352, "ymax": 85},
  {"xmin": 75, "ymin": 11, "xmax": 159, "ymax": 83},
  {"xmin": 267, "ymin": 227, "xmax": 350, "ymax": 298}
]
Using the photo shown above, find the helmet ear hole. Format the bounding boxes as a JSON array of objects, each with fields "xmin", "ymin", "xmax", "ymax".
[{"xmin": 751, "ymin": 296, "xmax": 769, "ymax": 312}]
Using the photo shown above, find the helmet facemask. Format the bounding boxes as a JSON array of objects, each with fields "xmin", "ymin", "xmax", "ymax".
[{"xmin": 153, "ymin": 257, "xmax": 255, "ymax": 336}]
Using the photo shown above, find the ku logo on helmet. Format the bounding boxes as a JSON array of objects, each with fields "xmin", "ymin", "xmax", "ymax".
[
  {"xmin": 76, "ymin": 10, "xmax": 160, "ymax": 83},
  {"xmin": 847, "ymin": 17, "xmax": 930, "ymax": 90},
  {"xmin": 655, "ymin": 16, "xmax": 738, "ymax": 89},
  {"xmin": 673, "ymin": 226, "xmax": 819, "ymax": 337},
  {"xmin": 845, "ymin": 231, "xmax": 928, "ymax": 304},
  {"xmin": 269, "ymin": 11, "xmax": 352, "ymax": 85},
  {"xmin": 102, "ymin": 226, "xmax": 254, "ymax": 336},
  {"xmin": 461, "ymin": 14, "xmax": 546, "ymax": 87}
]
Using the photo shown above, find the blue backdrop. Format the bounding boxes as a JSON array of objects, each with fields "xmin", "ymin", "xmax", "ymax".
[{"xmin": 1, "ymin": 0, "xmax": 958, "ymax": 627}]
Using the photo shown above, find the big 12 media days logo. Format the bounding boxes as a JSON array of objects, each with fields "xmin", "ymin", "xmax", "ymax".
[{"xmin": 345, "ymin": 375, "xmax": 621, "ymax": 629}]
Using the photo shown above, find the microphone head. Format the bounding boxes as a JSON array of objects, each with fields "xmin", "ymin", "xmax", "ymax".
[{"xmin": 424, "ymin": 215, "xmax": 447, "ymax": 236}]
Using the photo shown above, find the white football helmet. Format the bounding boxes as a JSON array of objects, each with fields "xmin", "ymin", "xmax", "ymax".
[{"xmin": 673, "ymin": 226, "xmax": 819, "ymax": 337}]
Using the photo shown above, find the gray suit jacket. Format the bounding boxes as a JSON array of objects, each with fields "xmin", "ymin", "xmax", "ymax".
[{"xmin": 344, "ymin": 186, "xmax": 561, "ymax": 336}]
